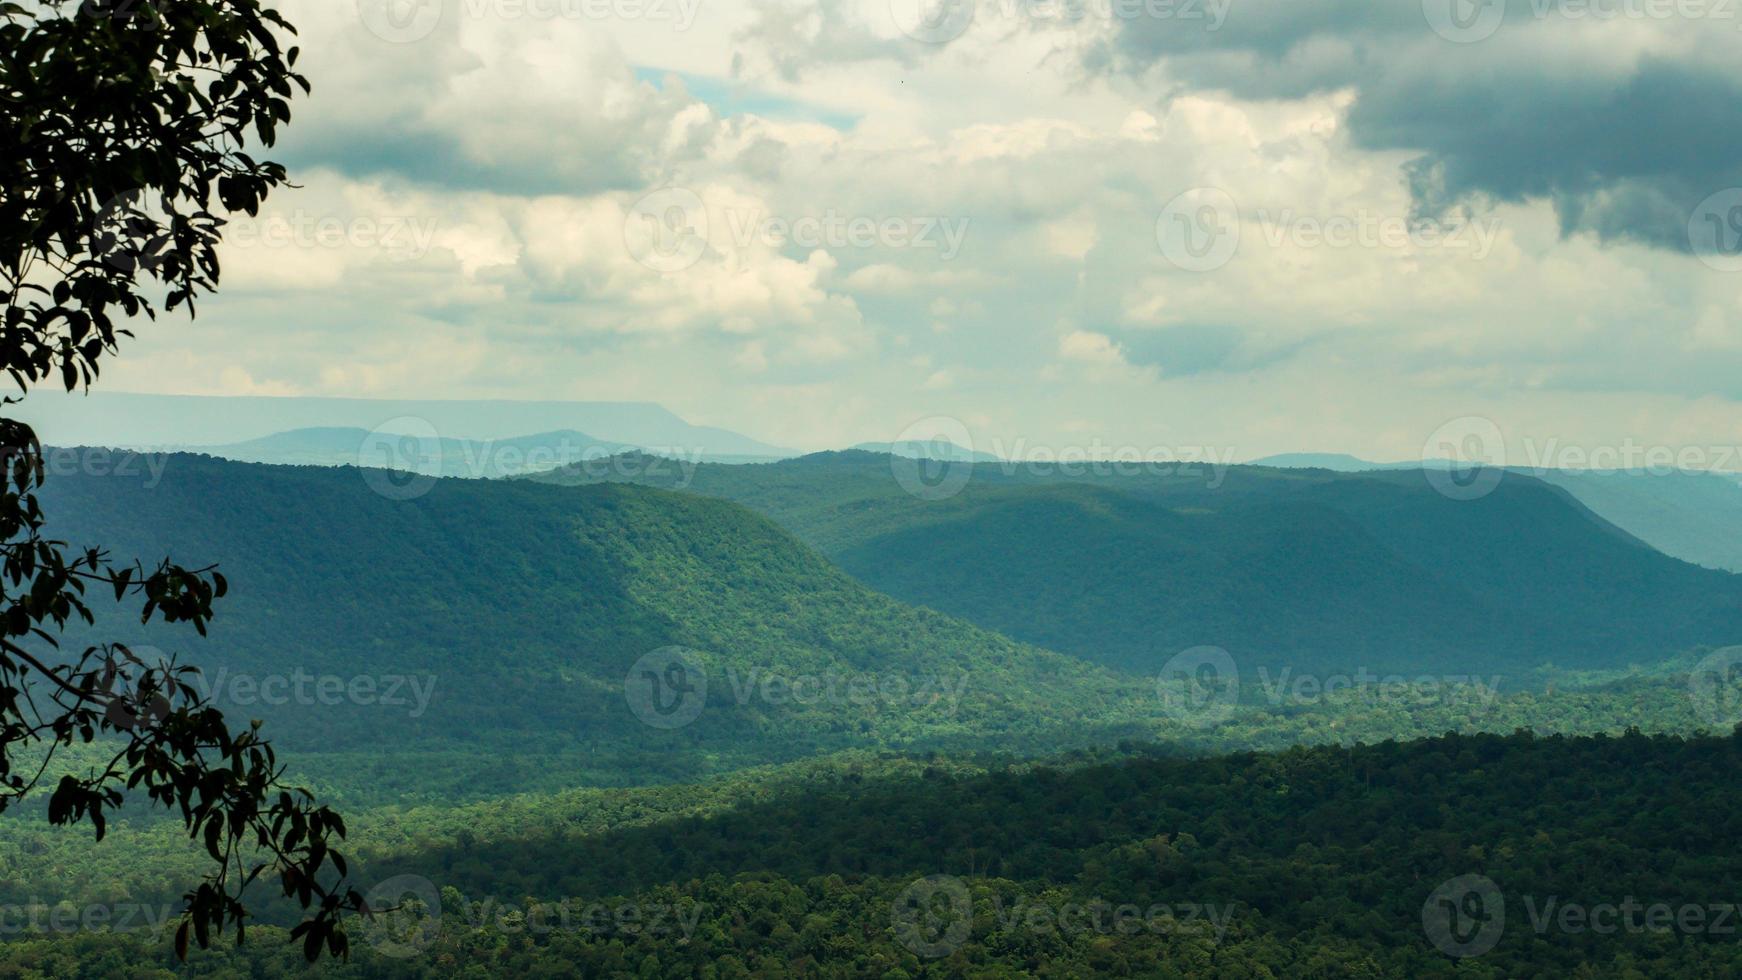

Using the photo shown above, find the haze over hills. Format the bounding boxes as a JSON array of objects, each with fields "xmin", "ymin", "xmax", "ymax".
[
  {"xmin": 16, "ymin": 392, "xmax": 794, "ymax": 459},
  {"xmin": 850, "ymin": 439, "xmax": 1003, "ymax": 463},
  {"xmin": 199, "ymin": 427, "xmax": 642, "ymax": 477},
  {"xmin": 531, "ymin": 451, "xmax": 1742, "ymax": 676}
]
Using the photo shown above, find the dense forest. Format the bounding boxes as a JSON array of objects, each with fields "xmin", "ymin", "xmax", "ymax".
[{"xmin": 5, "ymin": 729, "xmax": 1742, "ymax": 977}]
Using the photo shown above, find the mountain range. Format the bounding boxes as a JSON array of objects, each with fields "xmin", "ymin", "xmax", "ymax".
[
  {"xmin": 530, "ymin": 450, "xmax": 1742, "ymax": 676},
  {"xmin": 36, "ymin": 452, "xmax": 1146, "ymax": 787},
  {"xmin": 16, "ymin": 392, "xmax": 794, "ymax": 459},
  {"xmin": 1251, "ymin": 451, "xmax": 1742, "ymax": 572}
]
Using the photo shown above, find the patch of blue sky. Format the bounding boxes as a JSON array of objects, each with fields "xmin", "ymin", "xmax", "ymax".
[{"xmin": 633, "ymin": 67, "xmax": 859, "ymax": 131}]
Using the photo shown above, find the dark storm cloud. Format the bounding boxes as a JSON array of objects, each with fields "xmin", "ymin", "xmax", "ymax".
[{"xmin": 1100, "ymin": 0, "xmax": 1742, "ymax": 252}]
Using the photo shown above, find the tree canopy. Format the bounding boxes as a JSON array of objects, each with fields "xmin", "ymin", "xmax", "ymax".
[{"xmin": 0, "ymin": 0, "xmax": 361, "ymax": 960}]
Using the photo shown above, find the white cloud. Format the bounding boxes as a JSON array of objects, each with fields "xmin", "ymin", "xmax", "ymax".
[{"xmin": 59, "ymin": 0, "xmax": 1742, "ymax": 459}]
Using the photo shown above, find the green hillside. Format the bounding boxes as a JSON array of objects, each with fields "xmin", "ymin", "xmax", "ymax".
[
  {"xmin": 35, "ymin": 452, "xmax": 1134, "ymax": 784},
  {"xmin": 529, "ymin": 452, "xmax": 1742, "ymax": 675}
]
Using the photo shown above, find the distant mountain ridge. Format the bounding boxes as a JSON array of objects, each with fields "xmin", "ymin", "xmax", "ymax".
[
  {"xmin": 1252, "ymin": 452, "xmax": 1742, "ymax": 572},
  {"xmin": 531, "ymin": 451, "xmax": 1742, "ymax": 676},
  {"xmin": 191, "ymin": 426, "xmax": 759, "ymax": 476},
  {"xmin": 17, "ymin": 392, "xmax": 795, "ymax": 459},
  {"xmin": 850, "ymin": 439, "xmax": 1003, "ymax": 463}
]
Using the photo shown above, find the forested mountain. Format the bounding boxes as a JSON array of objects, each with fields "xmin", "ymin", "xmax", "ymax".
[
  {"xmin": 16, "ymin": 451, "xmax": 1742, "ymax": 978},
  {"xmin": 35, "ymin": 453, "xmax": 1132, "ymax": 783},
  {"xmin": 8, "ymin": 729, "xmax": 1742, "ymax": 977},
  {"xmin": 529, "ymin": 452, "xmax": 1742, "ymax": 675}
]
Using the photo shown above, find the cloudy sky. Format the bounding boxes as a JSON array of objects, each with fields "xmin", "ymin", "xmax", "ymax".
[{"xmin": 70, "ymin": 0, "xmax": 1742, "ymax": 462}]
